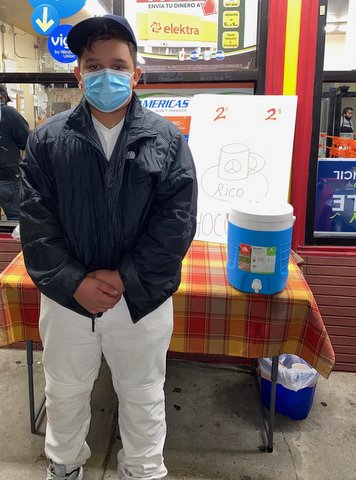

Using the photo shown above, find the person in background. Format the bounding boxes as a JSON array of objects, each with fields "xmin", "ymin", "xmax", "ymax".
[
  {"xmin": 340, "ymin": 106, "xmax": 354, "ymax": 136},
  {"xmin": 0, "ymin": 84, "xmax": 29, "ymax": 220},
  {"xmin": 20, "ymin": 14, "xmax": 197, "ymax": 480}
]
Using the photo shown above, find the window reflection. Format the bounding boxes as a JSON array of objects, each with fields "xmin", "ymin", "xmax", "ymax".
[
  {"xmin": 35, "ymin": 85, "xmax": 82, "ymax": 125},
  {"xmin": 324, "ymin": 0, "xmax": 353, "ymax": 71},
  {"xmin": 0, "ymin": 83, "xmax": 82, "ymax": 222},
  {"xmin": 319, "ymin": 83, "xmax": 356, "ymax": 154},
  {"xmin": 0, "ymin": 0, "xmax": 113, "ymax": 74}
]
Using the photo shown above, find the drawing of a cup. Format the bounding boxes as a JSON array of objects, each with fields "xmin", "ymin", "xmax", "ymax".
[{"xmin": 218, "ymin": 143, "xmax": 265, "ymax": 181}]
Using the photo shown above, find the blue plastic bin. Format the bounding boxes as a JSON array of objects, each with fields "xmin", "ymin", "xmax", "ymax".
[{"xmin": 261, "ymin": 377, "xmax": 317, "ymax": 420}]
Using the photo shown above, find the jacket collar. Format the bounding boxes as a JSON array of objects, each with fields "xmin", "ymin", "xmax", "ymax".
[{"xmin": 66, "ymin": 92, "xmax": 157, "ymax": 141}]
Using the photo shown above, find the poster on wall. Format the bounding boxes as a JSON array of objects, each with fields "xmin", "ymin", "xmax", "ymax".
[
  {"xmin": 138, "ymin": 93, "xmax": 191, "ymax": 140},
  {"xmin": 188, "ymin": 94, "xmax": 297, "ymax": 243},
  {"xmin": 314, "ymin": 159, "xmax": 356, "ymax": 238},
  {"xmin": 136, "ymin": 83, "xmax": 254, "ymax": 140},
  {"xmin": 124, "ymin": 0, "xmax": 258, "ymax": 73}
]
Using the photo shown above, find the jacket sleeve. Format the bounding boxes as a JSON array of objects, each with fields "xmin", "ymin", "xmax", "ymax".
[
  {"xmin": 10, "ymin": 108, "xmax": 30, "ymax": 150},
  {"xmin": 20, "ymin": 129, "xmax": 87, "ymax": 309},
  {"xmin": 120, "ymin": 131, "xmax": 197, "ymax": 322}
]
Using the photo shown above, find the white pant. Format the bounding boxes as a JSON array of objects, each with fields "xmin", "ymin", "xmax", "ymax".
[{"xmin": 39, "ymin": 294, "xmax": 173, "ymax": 479}]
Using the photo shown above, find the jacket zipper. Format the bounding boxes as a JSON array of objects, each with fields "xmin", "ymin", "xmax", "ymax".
[
  {"xmin": 73, "ymin": 130, "xmax": 156, "ymax": 328},
  {"xmin": 92, "ymin": 314, "xmax": 97, "ymax": 332}
]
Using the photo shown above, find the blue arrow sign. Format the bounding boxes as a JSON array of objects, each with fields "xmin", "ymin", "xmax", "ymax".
[
  {"xmin": 48, "ymin": 25, "xmax": 77, "ymax": 63},
  {"xmin": 32, "ymin": 4, "xmax": 59, "ymax": 35},
  {"xmin": 29, "ymin": 0, "xmax": 86, "ymax": 19}
]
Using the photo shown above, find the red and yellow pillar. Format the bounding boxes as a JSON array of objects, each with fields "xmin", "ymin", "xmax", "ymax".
[{"xmin": 265, "ymin": 0, "xmax": 320, "ymax": 248}]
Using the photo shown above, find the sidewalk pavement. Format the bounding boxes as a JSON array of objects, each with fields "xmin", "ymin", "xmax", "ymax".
[{"xmin": 1, "ymin": 348, "xmax": 356, "ymax": 480}]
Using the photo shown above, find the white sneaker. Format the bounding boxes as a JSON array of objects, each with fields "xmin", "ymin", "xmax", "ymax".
[{"xmin": 46, "ymin": 460, "xmax": 84, "ymax": 480}]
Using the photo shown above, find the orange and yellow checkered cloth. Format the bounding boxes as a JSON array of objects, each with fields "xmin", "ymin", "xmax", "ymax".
[{"xmin": 0, "ymin": 241, "xmax": 335, "ymax": 378}]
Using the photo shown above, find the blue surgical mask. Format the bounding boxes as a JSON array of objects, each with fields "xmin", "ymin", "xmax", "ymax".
[{"xmin": 82, "ymin": 68, "xmax": 133, "ymax": 113}]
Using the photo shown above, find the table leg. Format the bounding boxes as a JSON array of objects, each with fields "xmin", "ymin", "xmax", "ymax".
[
  {"xmin": 26, "ymin": 340, "xmax": 46, "ymax": 434},
  {"xmin": 267, "ymin": 355, "xmax": 279, "ymax": 452},
  {"xmin": 252, "ymin": 355, "xmax": 279, "ymax": 453}
]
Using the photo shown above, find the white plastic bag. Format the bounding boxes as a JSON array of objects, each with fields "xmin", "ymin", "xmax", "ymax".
[
  {"xmin": 11, "ymin": 224, "xmax": 20, "ymax": 242},
  {"xmin": 259, "ymin": 354, "xmax": 319, "ymax": 392}
]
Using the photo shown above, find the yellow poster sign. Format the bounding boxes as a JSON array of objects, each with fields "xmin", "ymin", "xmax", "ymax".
[{"xmin": 222, "ymin": 31, "xmax": 239, "ymax": 48}]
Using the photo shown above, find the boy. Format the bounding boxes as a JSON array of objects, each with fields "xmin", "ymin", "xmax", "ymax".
[{"xmin": 20, "ymin": 14, "xmax": 197, "ymax": 480}]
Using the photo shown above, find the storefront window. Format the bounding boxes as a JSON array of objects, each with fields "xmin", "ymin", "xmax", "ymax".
[
  {"xmin": 0, "ymin": 0, "xmax": 113, "ymax": 74},
  {"xmin": 311, "ymin": 0, "xmax": 356, "ymax": 241},
  {"xmin": 314, "ymin": 81, "xmax": 356, "ymax": 239}
]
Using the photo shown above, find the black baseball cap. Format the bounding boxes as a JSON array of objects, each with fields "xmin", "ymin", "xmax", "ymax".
[
  {"xmin": 0, "ymin": 84, "xmax": 10, "ymax": 103},
  {"xmin": 67, "ymin": 14, "xmax": 137, "ymax": 56}
]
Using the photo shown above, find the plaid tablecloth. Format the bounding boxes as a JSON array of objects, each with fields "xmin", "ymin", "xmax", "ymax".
[{"xmin": 0, "ymin": 241, "xmax": 335, "ymax": 378}]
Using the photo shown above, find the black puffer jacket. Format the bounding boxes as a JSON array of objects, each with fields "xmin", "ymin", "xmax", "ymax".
[{"xmin": 20, "ymin": 93, "xmax": 197, "ymax": 322}]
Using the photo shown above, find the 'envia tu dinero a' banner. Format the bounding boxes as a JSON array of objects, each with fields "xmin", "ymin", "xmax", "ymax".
[{"xmin": 124, "ymin": 0, "xmax": 258, "ymax": 73}]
